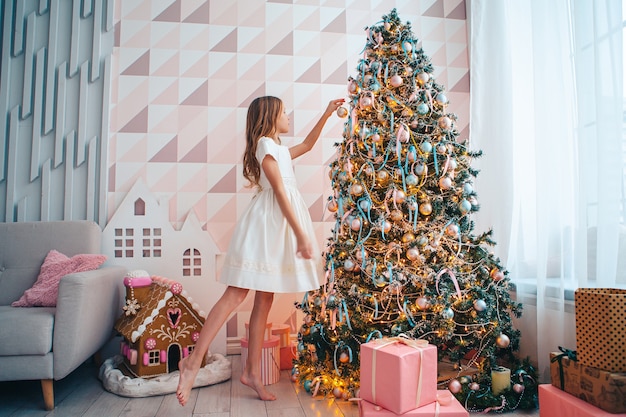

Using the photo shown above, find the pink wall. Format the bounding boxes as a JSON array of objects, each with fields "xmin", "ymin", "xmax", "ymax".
[
  {"xmin": 107, "ymin": 0, "xmax": 469, "ymax": 345},
  {"xmin": 108, "ymin": 0, "xmax": 469, "ymax": 251}
]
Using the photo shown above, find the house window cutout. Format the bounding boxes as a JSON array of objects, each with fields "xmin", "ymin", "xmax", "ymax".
[
  {"xmin": 148, "ymin": 350, "xmax": 160, "ymax": 366},
  {"xmin": 114, "ymin": 228, "xmax": 134, "ymax": 258},
  {"xmin": 134, "ymin": 198, "xmax": 145, "ymax": 215},
  {"xmin": 142, "ymin": 228, "xmax": 162, "ymax": 258},
  {"xmin": 183, "ymin": 248, "xmax": 202, "ymax": 276}
]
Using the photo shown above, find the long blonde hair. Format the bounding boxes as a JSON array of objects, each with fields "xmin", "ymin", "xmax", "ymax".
[{"xmin": 242, "ymin": 96, "xmax": 283, "ymax": 188}]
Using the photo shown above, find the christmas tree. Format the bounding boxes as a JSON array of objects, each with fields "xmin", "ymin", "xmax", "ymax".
[{"xmin": 294, "ymin": 9, "xmax": 538, "ymax": 412}]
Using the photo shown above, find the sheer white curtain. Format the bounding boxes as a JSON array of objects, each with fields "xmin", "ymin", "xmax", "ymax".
[{"xmin": 467, "ymin": 0, "xmax": 624, "ymax": 381}]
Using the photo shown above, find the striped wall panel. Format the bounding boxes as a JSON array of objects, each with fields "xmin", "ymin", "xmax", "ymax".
[{"xmin": 0, "ymin": 0, "xmax": 115, "ymax": 224}]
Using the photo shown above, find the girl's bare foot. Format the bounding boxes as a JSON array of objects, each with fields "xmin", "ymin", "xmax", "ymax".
[
  {"xmin": 176, "ymin": 356, "xmax": 200, "ymax": 406},
  {"xmin": 240, "ymin": 371, "xmax": 277, "ymax": 401}
]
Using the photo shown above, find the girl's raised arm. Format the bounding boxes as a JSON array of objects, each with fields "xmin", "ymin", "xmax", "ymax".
[{"xmin": 289, "ymin": 98, "xmax": 345, "ymax": 160}]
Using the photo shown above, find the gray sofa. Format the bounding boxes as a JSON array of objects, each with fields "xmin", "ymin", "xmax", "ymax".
[{"xmin": 0, "ymin": 220, "xmax": 127, "ymax": 410}]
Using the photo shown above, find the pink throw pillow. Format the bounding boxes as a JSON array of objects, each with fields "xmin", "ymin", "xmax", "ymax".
[{"xmin": 12, "ymin": 249, "xmax": 107, "ymax": 307}]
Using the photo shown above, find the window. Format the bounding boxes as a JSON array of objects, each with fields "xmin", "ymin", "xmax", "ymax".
[
  {"xmin": 134, "ymin": 198, "xmax": 146, "ymax": 216},
  {"xmin": 148, "ymin": 350, "xmax": 160, "ymax": 365},
  {"xmin": 142, "ymin": 228, "xmax": 162, "ymax": 258},
  {"xmin": 114, "ymin": 228, "xmax": 134, "ymax": 258},
  {"xmin": 183, "ymin": 248, "xmax": 202, "ymax": 276}
]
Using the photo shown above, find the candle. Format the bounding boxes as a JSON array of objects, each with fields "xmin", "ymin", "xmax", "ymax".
[{"xmin": 491, "ymin": 366, "xmax": 511, "ymax": 395}]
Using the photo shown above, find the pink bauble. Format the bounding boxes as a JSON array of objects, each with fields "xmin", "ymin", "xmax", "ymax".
[
  {"xmin": 496, "ymin": 333, "xmax": 511, "ymax": 348},
  {"xmin": 416, "ymin": 72, "xmax": 430, "ymax": 85},
  {"xmin": 469, "ymin": 382, "xmax": 480, "ymax": 391},
  {"xmin": 438, "ymin": 116, "xmax": 452, "ymax": 130},
  {"xmin": 403, "ymin": 41, "xmax": 412, "ymax": 52},
  {"xmin": 439, "ymin": 176, "xmax": 452, "ymax": 189},
  {"xmin": 382, "ymin": 220, "xmax": 392, "ymax": 233},
  {"xmin": 448, "ymin": 379, "xmax": 462, "ymax": 394},
  {"xmin": 339, "ymin": 352, "xmax": 350, "ymax": 363},
  {"xmin": 491, "ymin": 268, "xmax": 505, "ymax": 281},
  {"xmin": 333, "ymin": 387, "xmax": 344, "ymax": 398},
  {"xmin": 390, "ymin": 74, "xmax": 403, "ymax": 87},
  {"xmin": 336, "ymin": 107, "xmax": 348, "ymax": 118},
  {"xmin": 393, "ymin": 189, "xmax": 406, "ymax": 204},
  {"xmin": 406, "ymin": 247, "xmax": 420, "ymax": 261},
  {"xmin": 350, "ymin": 183, "xmax": 364, "ymax": 196},
  {"xmin": 350, "ymin": 218, "xmax": 361, "ymax": 231},
  {"xmin": 446, "ymin": 224, "xmax": 459, "ymax": 238},
  {"xmin": 360, "ymin": 96, "xmax": 372, "ymax": 108},
  {"xmin": 416, "ymin": 296, "xmax": 429, "ymax": 310},
  {"xmin": 513, "ymin": 383, "xmax": 525, "ymax": 394}
]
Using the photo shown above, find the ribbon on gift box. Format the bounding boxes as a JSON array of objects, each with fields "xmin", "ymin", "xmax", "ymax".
[
  {"xmin": 351, "ymin": 391, "xmax": 450, "ymax": 416},
  {"xmin": 368, "ymin": 335, "xmax": 430, "ymax": 409},
  {"xmin": 549, "ymin": 346, "xmax": 577, "ymax": 390}
]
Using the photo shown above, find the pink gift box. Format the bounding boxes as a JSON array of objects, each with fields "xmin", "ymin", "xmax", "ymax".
[
  {"xmin": 240, "ymin": 336, "xmax": 280, "ymax": 385},
  {"xmin": 358, "ymin": 392, "xmax": 468, "ymax": 416},
  {"xmin": 360, "ymin": 338, "xmax": 437, "ymax": 414},
  {"xmin": 539, "ymin": 384, "xmax": 626, "ymax": 417}
]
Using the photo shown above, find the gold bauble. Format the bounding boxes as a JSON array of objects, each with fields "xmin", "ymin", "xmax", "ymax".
[
  {"xmin": 390, "ymin": 209, "xmax": 403, "ymax": 221},
  {"xmin": 419, "ymin": 202, "xmax": 432, "ymax": 216},
  {"xmin": 402, "ymin": 232, "xmax": 415, "ymax": 243}
]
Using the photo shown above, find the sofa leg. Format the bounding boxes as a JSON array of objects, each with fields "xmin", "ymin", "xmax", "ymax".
[{"xmin": 41, "ymin": 379, "xmax": 54, "ymax": 410}]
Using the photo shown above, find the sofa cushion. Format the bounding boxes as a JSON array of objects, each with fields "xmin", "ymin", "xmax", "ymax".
[
  {"xmin": 0, "ymin": 221, "xmax": 103, "ymax": 305},
  {"xmin": 11, "ymin": 250, "xmax": 107, "ymax": 307},
  {"xmin": 0, "ymin": 306, "xmax": 55, "ymax": 355}
]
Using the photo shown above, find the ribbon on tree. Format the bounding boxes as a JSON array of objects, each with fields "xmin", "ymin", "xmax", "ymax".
[
  {"xmin": 435, "ymin": 268, "xmax": 462, "ymax": 299},
  {"xmin": 550, "ymin": 346, "xmax": 577, "ymax": 390},
  {"xmin": 333, "ymin": 342, "xmax": 353, "ymax": 376}
]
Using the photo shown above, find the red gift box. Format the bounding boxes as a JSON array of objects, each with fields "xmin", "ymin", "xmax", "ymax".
[
  {"xmin": 539, "ymin": 384, "xmax": 626, "ymax": 417},
  {"xmin": 279, "ymin": 343, "xmax": 296, "ymax": 370},
  {"xmin": 360, "ymin": 337, "xmax": 437, "ymax": 414},
  {"xmin": 358, "ymin": 391, "xmax": 468, "ymax": 416}
]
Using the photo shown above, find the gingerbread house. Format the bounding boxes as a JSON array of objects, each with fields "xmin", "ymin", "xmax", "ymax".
[{"xmin": 114, "ymin": 271, "xmax": 207, "ymax": 378}]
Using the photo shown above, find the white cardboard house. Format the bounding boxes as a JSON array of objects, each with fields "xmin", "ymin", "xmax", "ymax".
[{"xmin": 102, "ymin": 179, "xmax": 226, "ymax": 354}]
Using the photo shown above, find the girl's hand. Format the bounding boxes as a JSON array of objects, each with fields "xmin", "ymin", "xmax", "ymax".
[
  {"xmin": 296, "ymin": 234, "xmax": 314, "ymax": 260},
  {"xmin": 324, "ymin": 98, "xmax": 346, "ymax": 116}
]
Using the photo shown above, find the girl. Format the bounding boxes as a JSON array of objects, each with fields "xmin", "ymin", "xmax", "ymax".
[{"xmin": 176, "ymin": 96, "xmax": 345, "ymax": 406}]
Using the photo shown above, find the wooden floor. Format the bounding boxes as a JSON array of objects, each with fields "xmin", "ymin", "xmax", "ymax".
[{"xmin": 0, "ymin": 355, "xmax": 540, "ymax": 417}]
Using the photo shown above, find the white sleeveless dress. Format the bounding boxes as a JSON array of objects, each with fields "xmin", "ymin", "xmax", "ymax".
[{"xmin": 219, "ymin": 137, "xmax": 324, "ymax": 293}]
